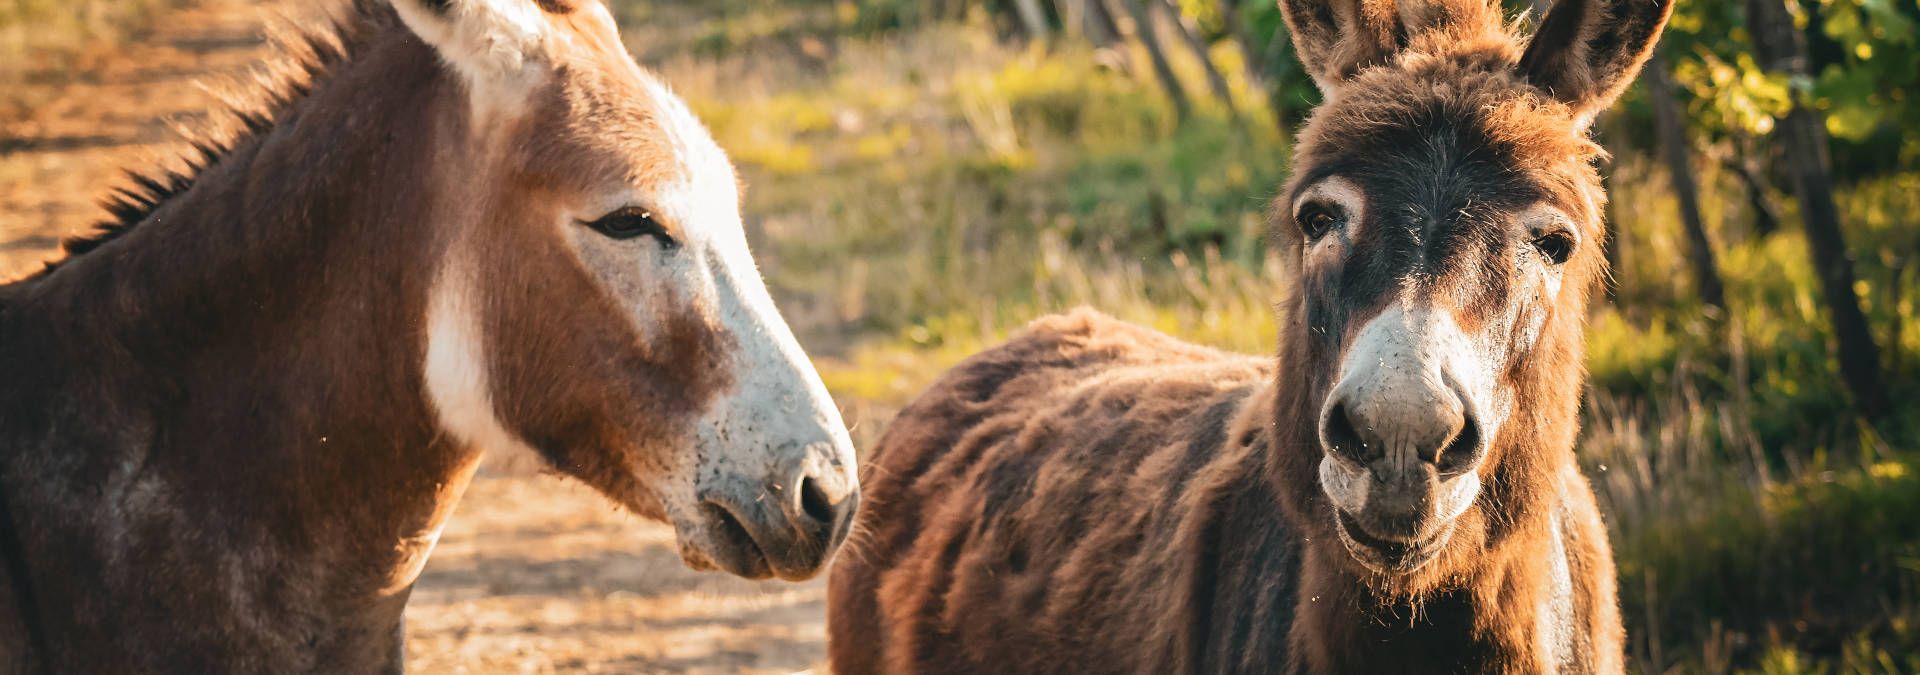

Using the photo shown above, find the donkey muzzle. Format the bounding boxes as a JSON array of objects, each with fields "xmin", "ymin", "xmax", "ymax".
[{"xmin": 695, "ymin": 441, "xmax": 859, "ymax": 581}]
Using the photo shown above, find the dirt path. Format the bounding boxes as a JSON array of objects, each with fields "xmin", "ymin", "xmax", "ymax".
[
  {"xmin": 405, "ymin": 475, "xmax": 830, "ymax": 674},
  {"xmin": 0, "ymin": 3, "xmax": 831, "ymax": 672},
  {"xmin": 0, "ymin": 0, "xmax": 272, "ymax": 275}
]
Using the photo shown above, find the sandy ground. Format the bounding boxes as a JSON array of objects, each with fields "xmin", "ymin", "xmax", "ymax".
[
  {"xmin": 402, "ymin": 474, "xmax": 831, "ymax": 673},
  {"xmin": 0, "ymin": 2, "xmax": 832, "ymax": 672}
]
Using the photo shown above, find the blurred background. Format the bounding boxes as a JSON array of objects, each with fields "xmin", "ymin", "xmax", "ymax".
[{"xmin": 2, "ymin": 0, "xmax": 1917, "ymax": 672}]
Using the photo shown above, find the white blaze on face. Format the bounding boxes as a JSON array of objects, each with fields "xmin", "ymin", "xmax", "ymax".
[
  {"xmin": 1328, "ymin": 305, "xmax": 1480, "ymax": 455},
  {"xmin": 650, "ymin": 79, "xmax": 856, "ymax": 469},
  {"xmin": 568, "ymin": 76, "xmax": 856, "ymax": 521}
]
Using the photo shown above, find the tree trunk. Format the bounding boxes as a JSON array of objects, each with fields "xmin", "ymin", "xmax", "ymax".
[
  {"xmin": 1011, "ymin": 0, "xmax": 1051, "ymax": 41},
  {"xmin": 1083, "ymin": 0, "xmax": 1124, "ymax": 45},
  {"xmin": 1891, "ymin": 258, "xmax": 1908, "ymax": 375},
  {"xmin": 1747, "ymin": 0, "xmax": 1888, "ymax": 418},
  {"xmin": 1055, "ymin": 0, "xmax": 1084, "ymax": 38},
  {"xmin": 1723, "ymin": 134, "xmax": 1783, "ymax": 237},
  {"xmin": 1219, "ymin": 0, "xmax": 1266, "ymax": 86},
  {"xmin": 1221, "ymin": 0, "xmax": 1293, "ymax": 131},
  {"xmin": 1156, "ymin": 0, "xmax": 1235, "ymax": 113},
  {"xmin": 1109, "ymin": 0, "xmax": 1191, "ymax": 123},
  {"xmin": 1079, "ymin": 0, "xmax": 1133, "ymax": 75},
  {"xmin": 1645, "ymin": 48, "xmax": 1727, "ymax": 310}
]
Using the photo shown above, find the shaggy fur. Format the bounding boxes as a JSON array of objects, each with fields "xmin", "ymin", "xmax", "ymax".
[
  {"xmin": 828, "ymin": 0, "xmax": 1670, "ymax": 672},
  {"xmin": 0, "ymin": 0, "xmax": 855, "ymax": 671}
]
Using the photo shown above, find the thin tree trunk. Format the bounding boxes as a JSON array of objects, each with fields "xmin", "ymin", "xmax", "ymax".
[
  {"xmin": 1891, "ymin": 257, "xmax": 1908, "ymax": 375},
  {"xmin": 1220, "ymin": 0, "xmax": 1288, "ymax": 131},
  {"xmin": 1055, "ymin": 0, "xmax": 1084, "ymax": 38},
  {"xmin": 1085, "ymin": 0, "xmax": 1124, "ymax": 45},
  {"xmin": 1219, "ymin": 0, "xmax": 1267, "ymax": 87},
  {"xmin": 1109, "ymin": 0, "xmax": 1191, "ymax": 123},
  {"xmin": 1747, "ymin": 0, "xmax": 1888, "ymax": 418},
  {"xmin": 1645, "ymin": 49, "xmax": 1727, "ymax": 310},
  {"xmin": 1722, "ymin": 134, "xmax": 1783, "ymax": 237},
  {"xmin": 1011, "ymin": 0, "xmax": 1051, "ymax": 41},
  {"xmin": 1156, "ymin": 0, "xmax": 1235, "ymax": 112},
  {"xmin": 1080, "ymin": 0, "xmax": 1133, "ymax": 74}
]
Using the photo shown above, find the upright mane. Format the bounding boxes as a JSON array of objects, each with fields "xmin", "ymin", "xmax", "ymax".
[{"xmin": 30, "ymin": 0, "xmax": 393, "ymax": 279}]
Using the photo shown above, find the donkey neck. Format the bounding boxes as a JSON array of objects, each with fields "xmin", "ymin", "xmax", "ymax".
[
  {"xmin": 0, "ymin": 30, "xmax": 490, "ymax": 659},
  {"xmin": 1285, "ymin": 504, "xmax": 1579, "ymax": 673}
]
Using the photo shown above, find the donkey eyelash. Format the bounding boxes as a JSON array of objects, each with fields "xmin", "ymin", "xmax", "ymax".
[
  {"xmin": 1522, "ymin": 210, "xmax": 1578, "ymax": 266},
  {"xmin": 1531, "ymin": 231, "xmax": 1577, "ymax": 265},
  {"xmin": 1296, "ymin": 201, "xmax": 1347, "ymax": 240},
  {"xmin": 584, "ymin": 207, "xmax": 678, "ymax": 248}
]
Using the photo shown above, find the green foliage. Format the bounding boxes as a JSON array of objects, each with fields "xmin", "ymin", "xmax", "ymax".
[
  {"xmin": 1647, "ymin": 0, "xmax": 1920, "ymax": 170},
  {"xmin": 1673, "ymin": 51, "xmax": 1796, "ymax": 136},
  {"xmin": 1810, "ymin": 0, "xmax": 1920, "ymax": 145},
  {"xmin": 1592, "ymin": 166, "xmax": 1920, "ymax": 447}
]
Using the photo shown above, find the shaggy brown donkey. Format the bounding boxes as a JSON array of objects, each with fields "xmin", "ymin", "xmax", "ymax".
[
  {"xmin": 0, "ymin": 0, "xmax": 857, "ymax": 670},
  {"xmin": 829, "ymin": 0, "xmax": 1670, "ymax": 671}
]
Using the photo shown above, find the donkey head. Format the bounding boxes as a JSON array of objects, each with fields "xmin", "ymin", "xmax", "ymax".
[
  {"xmin": 1270, "ymin": 0, "xmax": 1669, "ymax": 583},
  {"xmin": 393, "ymin": 0, "xmax": 857, "ymax": 581}
]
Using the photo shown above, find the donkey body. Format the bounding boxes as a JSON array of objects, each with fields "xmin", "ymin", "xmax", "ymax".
[
  {"xmin": 830, "ymin": 311, "xmax": 1615, "ymax": 672},
  {"xmin": 0, "ymin": 1, "xmax": 857, "ymax": 670},
  {"xmin": 830, "ymin": 0, "xmax": 1670, "ymax": 672}
]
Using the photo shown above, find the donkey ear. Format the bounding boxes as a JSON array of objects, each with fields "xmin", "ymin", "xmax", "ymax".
[
  {"xmin": 1278, "ymin": 0, "xmax": 1405, "ymax": 94},
  {"xmin": 389, "ymin": 0, "xmax": 555, "ymax": 89},
  {"xmin": 1517, "ymin": 0, "xmax": 1675, "ymax": 124}
]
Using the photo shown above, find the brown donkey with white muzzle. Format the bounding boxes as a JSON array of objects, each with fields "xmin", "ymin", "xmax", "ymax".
[
  {"xmin": 0, "ymin": 0, "xmax": 856, "ymax": 670},
  {"xmin": 829, "ymin": 0, "xmax": 1669, "ymax": 672}
]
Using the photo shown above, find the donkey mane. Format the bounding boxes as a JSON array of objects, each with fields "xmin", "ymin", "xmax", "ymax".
[{"xmin": 35, "ymin": 0, "xmax": 391, "ymax": 278}]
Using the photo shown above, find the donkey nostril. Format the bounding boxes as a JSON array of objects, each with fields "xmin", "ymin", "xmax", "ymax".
[
  {"xmin": 799, "ymin": 476, "xmax": 835, "ymax": 526},
  {"xmin": 1322, "ymin": 402, "xmax": 1374, "ymax": 464},
  {"xmin": 1435, "ymin": 412, "xmax": 1481, "ymax": 472}
]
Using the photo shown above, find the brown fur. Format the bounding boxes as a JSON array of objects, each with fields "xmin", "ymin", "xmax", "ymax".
[
  {"xmin": 0, "ymin": 0, "xmax": 852, "ymax": 671},
  {"xmin": 829, "ymin": 0, "xmax": 1671, "ymax": 672}
]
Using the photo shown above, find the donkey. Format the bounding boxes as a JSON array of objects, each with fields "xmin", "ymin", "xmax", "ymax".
[
  {"xmin": 829, "ymin": 0, "xmax": 1670, "ymax": 671},
  {"xmin": 0, "ymin": 0, "xmax": 858, "ymax": 670}
]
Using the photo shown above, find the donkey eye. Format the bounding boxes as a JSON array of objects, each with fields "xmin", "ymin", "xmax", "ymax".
[
  {"xmin": 1297, "ymin": 202, "xmax": 1345, "ymax": 240},
  {"xmin": 586, "ymin": 208, "xmax": 676, "ymax": 248},
  {"xmin": 1531, "ymin": 231, "xmax": 1576, "ymax": 265}
]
